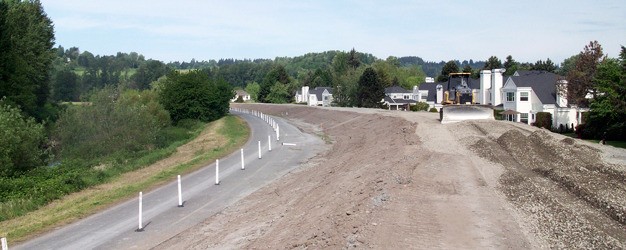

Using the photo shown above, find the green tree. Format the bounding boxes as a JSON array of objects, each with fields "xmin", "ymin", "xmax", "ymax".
[
  {"xmin": 259, "ymin": 65, "xmax": 290, "ymax": 103},
  {"xmin": 54, "ymin": 87, "xmax": 171, "ymax": 160},
  {"xmin": 348, "ymin": 48, "xmax": 361, "ymax": 69},
  {"xmin": 437, "ymin": 60, "xmax": 460, "ymax": 82},
  {"xmin": 558, "ymin": 55, "xmax": 579, "ymax": 76},
  {"xmin": 51, "ymin": 69, "xmax": 79, "ymax": 102},
  {"xmin": 483, "ymin": 56, "xmax": 502, "ymax": 70},
  {"xmin": 503, "ymin": 55, "xmax": 518, "ymax": 76},
  {"xmin": 0, "ymin": 0, "xmax": 56, "ymax": 120},
  {"xmin": 583, "ymin": 47, "xmax": 626, "ymax": 140},
  {"xmin": 159, "ymin": 70, "xmax": 233, "ymax": 123},
  {"xmin": 0, "ymin": 102, "xmax": 47, "ymax": 177},
  {"xmin": 356, "ymin": 67, "xmax": 385, "ymax": 108},
  {"xmin": 566, "ymin": 41, "xmax": 605, "ymax": 107},
  {"xmin": 265, "ymin": 81, "xmax": 291, "ymax": 103},
  {"xmin": 245, "ymin": 82, "xmax": 261, "ymax": 102},
  {"xmin": 532, "ymin": 58, "xmax": 557, "ymax": 72},
  {"xmin": 131, "ymin": 60, "xmax": 170, "ymax": 90}
]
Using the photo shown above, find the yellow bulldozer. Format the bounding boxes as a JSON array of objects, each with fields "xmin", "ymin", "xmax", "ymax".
[{"xmin": 440, "ymin": 73, "xmax": 494, "ymax": 124}]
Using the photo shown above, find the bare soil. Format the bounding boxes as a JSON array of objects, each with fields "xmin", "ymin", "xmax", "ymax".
[{"xmin": 158, "ymin": 104, "xmax": 626, "ymax": 249}]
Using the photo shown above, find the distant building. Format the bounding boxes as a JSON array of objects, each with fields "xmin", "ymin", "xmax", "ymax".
[
  {"xmin": 231, "ymin": 89, "xmax": 251, "ymax": 102},
  {"xmin": 415, "ymin": 69, "xmax": 587, "ymax": 129},
  {"xmin": 295, "ymin": 86, "xmax": 333, "ymax": 107},
  {"xmin": 383, "ymin": 86, "xmax": 418, "ymax": 111}
]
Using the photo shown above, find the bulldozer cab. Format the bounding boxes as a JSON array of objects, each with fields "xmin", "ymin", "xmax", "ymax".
[
  {"xmin": 440, "ymin": 72, "xmax": 494, "ymax": 124},
  {"xmin": 446, "ymin": 73, "xmax": 473, "ymax": 104}
]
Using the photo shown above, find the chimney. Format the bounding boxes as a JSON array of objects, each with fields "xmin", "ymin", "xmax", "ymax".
[
  {"xmin": 556, "ymin": 80, "xmax": 568, "ymax": 107},
  {"xmin": 436, "ymin": 84, "xmax": 443, "ymax": 104},
  {"xmin": 491, "ymin": 68, "xmax": 506, "ymax": 106},
  {"xmin": 479, "ymin": 70, "xmax": 491, "ymax": 104}
]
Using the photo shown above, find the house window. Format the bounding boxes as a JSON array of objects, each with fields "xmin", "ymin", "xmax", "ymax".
[
  {"xmin": 403, "ymin": 95, "xmax": 409, "ymax": 100},
  {"xmin": 506, "ymin": 92, "xmax": 515, "ymax": 102},
  {"xmin": 520, "ymin": 92, "xmax": 529, "ymax": 101},
  {"xmin": 520, "ymin": 113, "xmax": 529, "ymax": 124},
  {"xmin": 421, "ymin": 94, "xmax": 428, "ymax": 100}
]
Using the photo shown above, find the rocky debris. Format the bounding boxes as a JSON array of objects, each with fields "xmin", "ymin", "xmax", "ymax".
[{"xmin": 471, "ymin": 125, "xmax": 626, "ymax": 248}]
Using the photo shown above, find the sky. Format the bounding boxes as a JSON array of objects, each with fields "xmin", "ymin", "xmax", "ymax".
[{"xmin": 41, "ymin": 0, "xmax": 625, "ymax": 64}]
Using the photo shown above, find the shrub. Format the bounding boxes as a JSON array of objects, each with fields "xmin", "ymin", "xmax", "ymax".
[
  {"xmin": 53, "ymin": 87, "xmax": 171, "ymax": 160},
  {"xmin": 159, "ymin": 70, "xmax": 233, "ymax": 123},
  {"xmin": 533, "ymin": 112, "xmax": 552, "ymax": 129},
  {"xmin": 411, "ymin": 102, "xmax": 430, "ymax": 111},
  {"xmin": 429, "ymin": 107, "xmax": 438, "ymax": 112},
  {"xmin": 0, "ymin": 102, "xmax": 47, "ymax": 177}
]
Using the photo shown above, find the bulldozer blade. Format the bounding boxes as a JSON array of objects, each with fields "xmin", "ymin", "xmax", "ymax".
[{"xmin": 441, "ymin": 105, "xmax": 494, "ymax": 124}]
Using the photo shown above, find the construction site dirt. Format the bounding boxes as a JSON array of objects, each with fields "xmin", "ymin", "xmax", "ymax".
[{"xmin": 157, "ymin": 104, "xmax": 626, "ymax": 249}]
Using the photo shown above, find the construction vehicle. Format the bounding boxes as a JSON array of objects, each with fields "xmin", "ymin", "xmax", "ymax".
[{"xmin": 440, "ymin": 73, "xmax": 494, "ymax": 124}]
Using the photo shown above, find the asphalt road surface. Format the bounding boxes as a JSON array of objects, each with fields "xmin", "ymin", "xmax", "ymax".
[{"xmin": 15, "ymin": 110, "xmax": 325, "ymax": 250}]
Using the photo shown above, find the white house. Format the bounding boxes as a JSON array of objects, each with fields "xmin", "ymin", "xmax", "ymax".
[
  {"xmin": 295, "ymin": 86, "xmax": 333, "ymax": 107},
  {"xmin": 499, "ymin": 70, "xmax": 585, "ymax": 129},
  {"xmin": 416, "ymin": 70, "xmax": 585, "ymax": 129},
  {"xmin": 231, "ymin": 89, "xmax": 251, "ymax": 102},
  {"xmin": 383, "ymin": 86, "xmax": 418, "ymax": 110}
]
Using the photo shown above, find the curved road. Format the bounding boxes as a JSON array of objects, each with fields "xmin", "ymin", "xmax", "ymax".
[{"xmin": 15, "ymin": 110, "xmax": 325, "ymax": 250}]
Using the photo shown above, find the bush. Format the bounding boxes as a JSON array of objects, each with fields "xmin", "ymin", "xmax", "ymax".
[
  {"xmin": 159, "ymin": 70, "xmax": 233, "ymax": 123},
  {"xmin": 411, "ymin": 102, "xmax": 430, "ymax": 111},
  {"xmin": 0, "ymin": 102, "xmax": 48, "ymax": 177},
  {"xmin": 429, "ymin": 107, "xmax": 438, "ymax": 112},
  {"xmin": 533, "ymin": 112, "xmax": 552, "ymax": 129},
  {"xmin": 53, "ymin": 87, "xmax": 171, "ymax": 160}
]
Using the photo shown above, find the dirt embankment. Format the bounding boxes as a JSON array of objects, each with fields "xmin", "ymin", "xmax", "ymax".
[{"xmin": 158, "ymin": 104, "xmax": 626, "ymax": 249}]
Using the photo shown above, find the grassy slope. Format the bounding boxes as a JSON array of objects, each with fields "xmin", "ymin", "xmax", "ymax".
[{"xmin": 0, "ymin": 115, "xmax": 249, "ymax": 243}]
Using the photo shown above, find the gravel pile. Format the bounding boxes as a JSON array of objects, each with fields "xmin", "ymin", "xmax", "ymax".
[{"xmin": 471, "ymin": 128, "xmax": 626, "ymax": 248}]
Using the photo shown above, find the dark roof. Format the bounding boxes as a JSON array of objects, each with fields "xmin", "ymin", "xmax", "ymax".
[
  {"xmin": 385, "ymin": 86, "xmax": 410, "ymax": 94},
  {"xmin": 384, "ymin": 96, "xmax": 417, "ymax": 105},
  {"xmin": 418, "ymin": 82, "xmax": 440, "ymax": 102},
  {"xmin": 309, "ymin": 87, "xmax": 333, "ymax": 101},
  {"xmin": 509, "ymin": 71, "xmax": 558, "ymax": 104}
]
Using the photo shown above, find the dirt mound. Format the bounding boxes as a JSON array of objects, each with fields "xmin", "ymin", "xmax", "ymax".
[
  {"xmin": 157, "ymin": 105, "xmax": 626, "ymax": 249},
  {"xmin": 471, "ymin": 126, "xmax": 626, "ymax": 248}
]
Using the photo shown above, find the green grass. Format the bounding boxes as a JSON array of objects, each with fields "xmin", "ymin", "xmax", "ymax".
[
  {"xmin": 0, "ymin": 115, "xmax": 250, "ymax": 242},
  {"xmin": 563, "ymin": 133, "xmax": 626, "ymax": 149}
]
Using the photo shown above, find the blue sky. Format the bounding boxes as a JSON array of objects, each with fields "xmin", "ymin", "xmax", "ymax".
[{"xmin": 42, "ymin": 0, "xmax": 625, "ymax": 64}]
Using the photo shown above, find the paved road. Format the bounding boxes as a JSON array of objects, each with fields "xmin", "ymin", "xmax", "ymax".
[{"xmin": 15, "ymin": 110, "xmax": 325, "ymax": 250}]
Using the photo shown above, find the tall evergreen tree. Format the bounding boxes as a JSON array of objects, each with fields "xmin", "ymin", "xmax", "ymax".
[
  {"xmin": 356, "ymin": 67, "xmax": 384, "ymax": 108},
  {"xmin": 0, "ymin": 0, "xmax": 55, "ymax": 120},
  {"xmin": 348, "ymin": 48, "xmax": 361, "ymax": 69},
  {"xmin": 503, "ymin": 55, "xmax": 518, "ymax": 76},
  {"xmin": 483, "ymin": 56, "xmax": 503, "ymax": 70},
  {"xmin": 437, "ymin": 60, "xmax": 460, "ymax": 82}
]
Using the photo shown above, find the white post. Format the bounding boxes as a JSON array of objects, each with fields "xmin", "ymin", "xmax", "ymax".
[
  {"xmin": 241, "ymin": 148, "xmax": 245, "ymax": 170},
  {"xmin": 215, "ymin": 159, "xmax": 220, "ymax": 185},
  {"xmin": 177, "ymin": 175, "xmax": 183, "ymax": 207},
  {"xmin": 276, "ymin": 126, "xmax": 280, "ymax": 141},
  {"xmin": 268, "ymin": 135, "xmax": 272, "ymax": 151},
  {"xmin": 1, "ymin": 237, "xmax": 7, "ymax": 250},
  {"xmin": 137, "ymin": 192, "xmax": 143, "ymax": 232},
  {"xmin": 258, "ymin": 140, "xmax": 262, "ymax": 159}
]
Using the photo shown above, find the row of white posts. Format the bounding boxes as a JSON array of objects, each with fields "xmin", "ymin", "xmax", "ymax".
[{"xmin": 135, "ymin": 107, "xmax": 279, "ymax": 232}]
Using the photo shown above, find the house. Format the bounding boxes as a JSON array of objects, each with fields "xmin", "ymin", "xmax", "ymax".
[
  {"xmin": 499, "ymin": 70, "xmax": 585, "ymax": 129},
  {"xmin": 416, "ymin": 69, "xmax": 585, "ymax": 129},
  {"xmin": 295, "ymin": 86, "xmax": 333, "ymax": 107},
  {"xmin": 231, "ymin": 89, "xmax": 251, "ymax": 102},
  {"xmin": 383, "ymin": 86, "xmax": 418, "ymax": 110}
]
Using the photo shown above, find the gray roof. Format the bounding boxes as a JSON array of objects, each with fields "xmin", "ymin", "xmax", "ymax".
[
  {"xmin": 509, "ymin": 71, "xmax": 559, "ymax": 104},
  {"xmin": 385, "ymin": 86, "xmax": 410, "ymax": 94},
  {"xmin": 418, "ymin": 82, "xmax": 440, "ymax": 102},
  {"xmin": 384, "ymin": 96, "xmax": 417, "ymax": 105},
  {"xmin": 309, "ymin": 87, "xmax": 333, "ymax": 101}
]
